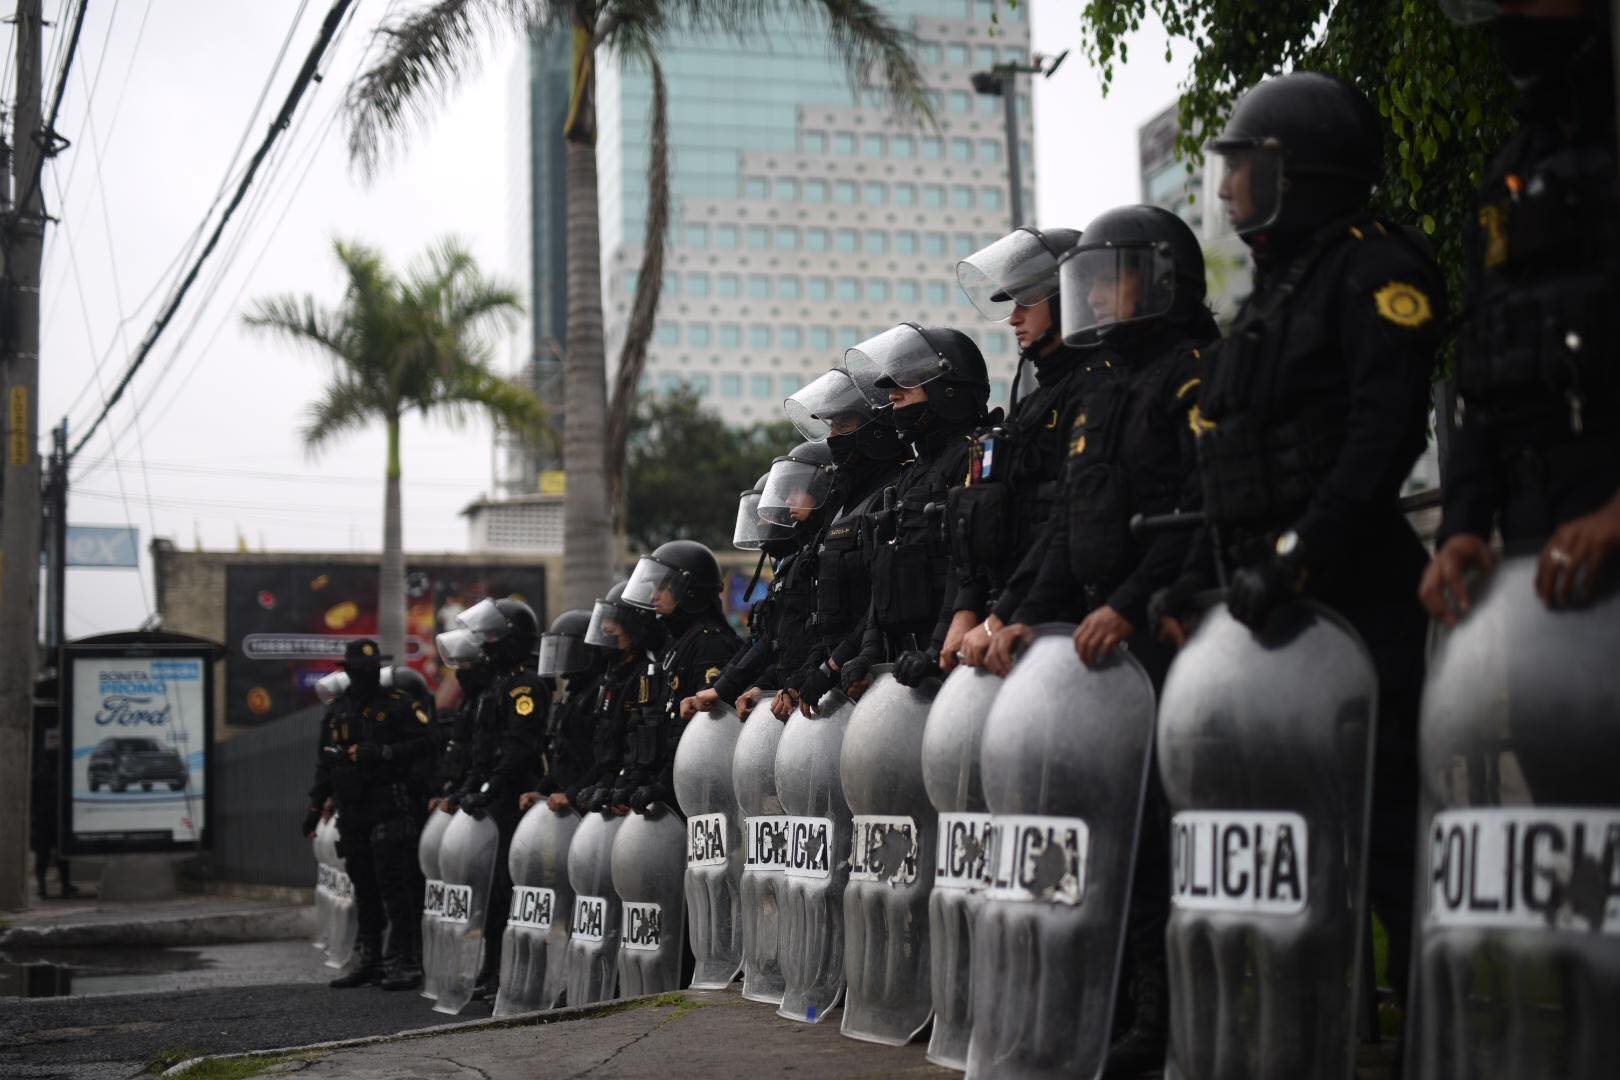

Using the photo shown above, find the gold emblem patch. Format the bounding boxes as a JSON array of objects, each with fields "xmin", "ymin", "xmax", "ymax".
[
  {"xmin": 1187, "ymin": 405, "xmax": 1217, "ymax": 436},
  {"xmin": 509, "ymin": 685, "xmax": 533, "ymax": 698},
  {"xmin": 515, "ymin": 695, "xmax": 534, "ymax": 717},
  {"xmin": 704, "ymin": 666, "xmax": 722, "ymax": 684},
  {"xmin": 1374, "ymin": 282, "xmax": 1433, "ymax": 329},
  {"xmin": 414, "ymin": 707, "xmax": 430, "ymax": 725}
]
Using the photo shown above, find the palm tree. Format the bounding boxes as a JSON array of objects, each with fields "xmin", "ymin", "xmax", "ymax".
[
  {"xmin": 345, "ymin": 1, "xmax": 932, "ymax": 609},
  {"xmin": 244, "ymin": 237, "xmax": 544, "ymax": 660}
]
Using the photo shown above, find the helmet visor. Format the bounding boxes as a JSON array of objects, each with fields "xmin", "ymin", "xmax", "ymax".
[
  {"xmin": 757, "ymin": 456, "xmax": 835, "ymax": 527},
  {"xmin": 435, "ymin": 628, "xmax": 482, "ymax": 669},
  {"xmin": 1206, "ymin": 142, "xmax": 1284, "ymax": 236},
  {"xmin": 455, "ymin": 597, "xmax": 508, "ymax": 643},
  {"xmin": 623, "ymin": 555, "xmax": 688, "ymax": 611},
  {"xmin": 956, "ymin": 228, "xmax": 1064, "ymax": 321},
  {"xmin": 1436, "ymin": 0, "xmax": 1498, "ymax": 25},
  {"xmin": 585, "ymin": 599, "xmax": 638, "ymax": 648},
  {"xmin": 844, "ymin": 324, "xmax": 947, "ymax": 393},
  {"xmin": 784, "ymin": 368, "xmax": 878, "ymax": 440},
  {"xmin": 733, "ymin": 489, "xmax": 795, "ymax": 550},
  {"xmin": 537, "ymin": 632, "xmax": 593, "ymax": 677},
  {"xmin": 1059, "ymin": 243, "xmax": 1178, "ymax": 346},
  {"xmin": 314, "ymin": 670, "xmax": 350, "ymax": 705}
]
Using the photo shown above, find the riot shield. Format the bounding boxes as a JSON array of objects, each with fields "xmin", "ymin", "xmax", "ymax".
[
  {"xmin": 1407, "ymin": 556, "xmax": 1620, "ymax": 1080},
  {"xmin": 563, "ymin": 810, "xmax": 625, "ymax": 1006},
  {"xmin": 311, "ymin": 825, "xmax": 330, "ymax": 951},
  {"xmin": 416, "ymin": 809, "xmax": 453, "ymax": 1000},
  {"xmin": 431, "ymin": 810, "xmax": 502, "ymax": 1016},
  {"xmin": 493, "ymin": 803, "xmax": 579, "ymax": 1017},
  {"xmin": 775, "ymin": 688, "xmax": 856, "ymax": 1024},
  {"xmin": 839, "ymin": 667, "xmax": 940, "ymax": 1045},
  {"xmin": 673, "ymin": 704, "xmax": 746, "ymax": 989},
  {"xmin": 1157, "ymin": 602, "xmax": 1377, "ymax": 1080},
  {"xmin": 736, "ymin": 696, "xmax": 790, "ymax": 1003},
  {"xmin": 968, "ymin": 626, "xmax": 1157, "ymax": 1080},
  {"xmin": 922, "ymin": 664, "xmax": 1003, "ymax": 1070},
  {"xmin": 321, "ymin": 815, "xmax": 358, "ymax": 969},
  {"xmin": 612, "ymin": 804, "xmax": 688, "ymax": 996}
]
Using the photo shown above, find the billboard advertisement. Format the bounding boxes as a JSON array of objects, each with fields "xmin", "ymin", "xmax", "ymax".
[
  {"xmin": 223, "ymin": 562, "xmax": 547, "ymax": 726},
  {"xmin": 62, "ymin": 646, "xmax": 212, "ymax": 854}
]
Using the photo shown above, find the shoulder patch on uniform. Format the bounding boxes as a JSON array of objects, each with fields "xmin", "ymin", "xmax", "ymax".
[
  {"xmin": 1373, "ymin": 281, "xmax": 1433, "ymax": 329},
  {"xmin": 704, "ymin": 666, "xmax": 722, "ymax": 684},
  {"xmin": 1188, "ymin": 404, "xmax": 1217, "ymax": 436},
  {"xmin": 1175, "ymin": 377, "xmax": 1202, "ymax": 401},
  {"xmin": 508, "ymin": 685, "xmax": 533, "ymax": 698},
  {"xmin": 515, "ymin": 695, "xmax": 535, "ymax": 717}
]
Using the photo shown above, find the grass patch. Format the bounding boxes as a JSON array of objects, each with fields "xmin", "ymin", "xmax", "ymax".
[
  {"xmin": 145, "ymin": 1047, "xmax": 204, "ymax": 1074},
  {"xmin": 146, "ymin": 1047, "xmax": 318, "ymax": 1079}
]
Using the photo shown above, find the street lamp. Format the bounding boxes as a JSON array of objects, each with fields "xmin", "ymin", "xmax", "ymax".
[{"xmin": 970, "ymin": 50, "xmax": 1067, "ymax": 229}]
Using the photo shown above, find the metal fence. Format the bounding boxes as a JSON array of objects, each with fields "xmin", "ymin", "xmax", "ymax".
[{"xmin": 205, "ymin": 706, "xmax": 322, "ymax": 889}]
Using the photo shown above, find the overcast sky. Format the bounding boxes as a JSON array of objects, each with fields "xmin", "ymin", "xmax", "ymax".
[{"xmin": 35, "ymin": 0, "xmax": 1191, "ymax": 637}]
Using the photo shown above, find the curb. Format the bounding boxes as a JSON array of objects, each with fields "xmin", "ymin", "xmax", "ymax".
[
  {"xmin": 0, "ymin": 906, "xmax": 316, "ymax": 949},
  {"xmin": 158, "ymin": 992, "xmax": 692, "ymax": 1078}
]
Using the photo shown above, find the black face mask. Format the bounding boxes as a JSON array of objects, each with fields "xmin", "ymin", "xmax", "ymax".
[
  {"xmin": 891, "ymin": 401, "xmax": 933, "ymax": 435},
  {"xmin": 1496, "ymin": 15, "xmax": 1592, "ymax": 91},
  {"xmin": 347, "ymin": 665, "xmax": 381, "ymax": 698},
  {"xmin": 826, "ymin": 429, "xmax": 861, "ymax": 467}
]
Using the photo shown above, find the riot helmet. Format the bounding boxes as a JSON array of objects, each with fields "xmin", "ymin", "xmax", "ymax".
[
  {"xmin": 585, "ymin": 580, "xmax": 649, "ymax": 650},
  {"xmin": 383, "ymin": 666, "xmax": 433, "ymax": 717},
  {"xmin": 757, "ymin": 441, "xmax": 837, "ymax": 528},
  {"xmin": 314, "ymin": 669, "xmax": 350, "ymax": 706},
  {"xmin": 1206, "ymin": 73, "xmax": 1382, "ymax": 239},
  {"xmin": 538, "ymin": 608, "xmax": 597, "ymax": 678},
  {"xmin": 784, "ymin": 367, "xmax": 905, "ymax": 466},
  {"xmin": 459, "ymin": 596, "xmax": 541, "ymax": 667},
  {"xmin": 624, "ymin": 539, "xmax": 724, "ymax": 614},
  {"xmin": 957, "ymin": 226, "xmax": 1081, "ymax": 322},
  {"xmin": 435, "ymin": 627, "xmax": 482, "ymax": 669},
  {"xmin": 844, "ymin": 323, "xmax": 990, "ymax": 427},
  {"xmin": 1440, "ymin": 0, "xmax": 1608, "ymax": 91},
  {"xmin": 733, "ymin": 474, "xmax": 791, "ymax": 552},
  {"xmin": 1059, "ymin": 204, "xmax": 1207, "ymax": 348}
]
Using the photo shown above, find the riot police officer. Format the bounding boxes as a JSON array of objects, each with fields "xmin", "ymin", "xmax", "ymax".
[
  {"xmin": 616, "ymin": 540, "xmax": 742, "ymax": 811},
  {"xmin": 1156, "ymin": 71, "xmax": 1447, "ymax": 1016},
  {"xmin": 837, "ymin": 324, "xmax": 991, "ymax": 690},
  {"xmin": 779, "ymin": 368, "xmax": 906, "ymax": 716},
  {"xmin": 519, "ymin": 609, "xmax": 608, "ymax": 815},
  {"xmin": 946, "ymin": 226, "xmax": 1113, "ymax": 669},
  {"xmin": 1422, "ymin": 0, "xmax": 1620, "ymax": 620},
  {"xmin": 452, "ymin": 597, "xmax": 548, "ymax": 997},
  {"xmin": 575, "ymin": 580, "xmax": 657, "ymax": 815},
  {"xmin": 303, "ymin": 638, "xmax": 433, "ymax": 990},
  {"xmin": 428, "ymin": 627, "xmax": 485, "ymax": 813}
]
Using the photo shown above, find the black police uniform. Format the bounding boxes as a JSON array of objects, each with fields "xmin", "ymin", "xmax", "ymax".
[
  {"xmin": 308, "ymin": 680, "xmax": 432, "ymax": 976},
  {"xmin": 713, "ymin": 541, "xmax": 817, "ymax": 705},
  {"xmin": 1439, "ymin": 51, "xmax": 1620, "ymax": 550},
  {"xmin": 1180, "ymin": 210, "xmax": 1446, "ymax": 1001},
  {"xmin": 428, "ymin": 665, "xmax": 485, "ymax": 806},
  {"xmin": 537, "ymin": 666, "xmax": 607, "ymax": 805},
  {"xmin": 576, "ymin": 653, "xmax": 652, "ymax": 811}
]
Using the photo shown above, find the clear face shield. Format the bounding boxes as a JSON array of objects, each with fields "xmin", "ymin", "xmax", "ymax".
[
  {"xmin": 622, "ymin": 555, "xmax": 690, "ymax": 612},
  {"xmin": 843, "ymin": 324, "xmax": 949, "ymax": 395},
  {"xmin": 314, "ymin": 670, "xmax": 350, "ymax": 706},
  {"xmin": 537, "ymin": 632, "xmax": 594, "ymax": 678},
  {"xmin": 585, "ymin": 598, "xmax": 638, "ymax": 649},
  {"xmin": 455, "ymin": 596, "xmax": 508, "ymax": 644},
  {"xmin": 733, "ymin": 486, "xmax": 796, "ymax": 550},
  {"xmin": 956, "ymin": 228, "xmax": 1064, "ymax": 321},
  {"xmin": 435, "ymin": 627, "xmax": 482, "ymax": 670},
  {"xmin": 757, "ymin": 455, "xmax": 836, "ymax": 527},
  {"xmin": 784, "ymin": 368, "xmax": 879, "ymax": 440},
  {"xmin": 1207, "ymin": 140, "xmax": 1285, "ymax": 236},
  {"xmin": 1058, "ymin": 243, "xmax": 1178, "ymax": 346}
]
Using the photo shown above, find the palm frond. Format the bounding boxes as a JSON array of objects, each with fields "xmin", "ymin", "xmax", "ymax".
[
  {"xmin": 431, "ymin": 365, "xmax": 552, "ymax": 442},
  {"xmin": 241, "ymin": 293, "xmax": 352, "ymax": 360},
  {"xmin": 301, "ymin": 379, "xmax": 389, "ymax": 456}
]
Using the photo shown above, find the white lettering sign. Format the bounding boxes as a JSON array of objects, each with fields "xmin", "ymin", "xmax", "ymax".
[
  {"xmin": 571, "ymin": 895, "xmax": 606, "ymax": 942},
  {"xmin": 687, "ymin": 812, "xmax": 728, "ymax": 868},
  {"xmin": 441, "ymin": 883, "xmax": 474, "ymax": 924},
  {"xmin": 849, "ymin": 814, "xmax": 919, "ymax": 885},
  {"xmin": 622, "ymin": 901, "xmax": 664, "ymax": 951},
  {"xmin": 1427, "ymin": 808, "xmax": 1620, "ymax": 933},
  {"xmin": 509, "ymin": 885, "xmax": 556, "ymax": 931},
  {"xmin": 1171, "ymin": 811, "xmax": 1308, "ymax": 915},
  {"xmin": 744, "ymin": 815, "xmax": 790, "ymax": 872},
  {"xmin": 986, "ymin": 814, "xmax": 1088, "ymax": 905},
  {"xmin": 784, "ymin": 815, "xmax": 833, "ymax": 879},
  {"xmin": 936, "ymin": 812, "xmax": 993, "ymax": 890}
]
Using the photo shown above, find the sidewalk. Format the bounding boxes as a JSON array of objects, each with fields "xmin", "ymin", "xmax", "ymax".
[{"xmin": 1, "ymin": 887, "xmax": 314, "ymax": 949}]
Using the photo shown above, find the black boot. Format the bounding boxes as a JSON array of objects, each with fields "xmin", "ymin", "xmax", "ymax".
[
  {"xmin": 1103, "ymin": 961, "xmax": 1168, "ymax": 1078},
  {"xmin": 380, "ymin": 941, "xmax": 423, "ymax": 992},
  {"xmin": 329, "ymin": 942, "xmax": 385, "ymax": 989},
  {"xmin": 471, "ymin": 965, "xmax": 500, "ymax": 1002}
]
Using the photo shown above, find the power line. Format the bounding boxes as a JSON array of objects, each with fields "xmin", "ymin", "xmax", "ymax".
[
  {"xmin": 67, "ymin": 0, "xmax": 356, "ymax": 462},
  {"xmin": 14, "ymin": 0, "xmax": 87, "ymax": 221}
]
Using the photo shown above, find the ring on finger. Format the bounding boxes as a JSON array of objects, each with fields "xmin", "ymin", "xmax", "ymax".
[{"xmin": 1550, "ymin": 548, "xmax": 1572, "ymax": 565}]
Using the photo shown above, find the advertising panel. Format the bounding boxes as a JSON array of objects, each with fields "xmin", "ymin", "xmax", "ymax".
[{"xmin": 62, "ymin": 646, "xmax": 212, "ymax": 854}]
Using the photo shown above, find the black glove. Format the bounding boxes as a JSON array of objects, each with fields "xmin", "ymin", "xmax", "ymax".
[
  {"xmin": 609, "ymin": 781, "xmax": 635, "ymax": 808},
  {"xmin": 797, "ymin": 666, "xmax": 835, "ymax": 711},
  {"xmin": 839, "ymin": 655, "xmax": 873, "ymax": 692},
  {"xmin": 459, "ymin": 791, "xmax": 493, "ymax": 819},
  {"xmin": 300, "ymin": 806, "xmax": 321, "ymax": 839},
  {"xmin": 893, "ymin": 648, "xmax": 939, "ymax": 688},
  {"xmin": 1227, "ymin": 559, "xmax": 1297, "ymax": 632},
  {"xmin": 629, "ymin": 785, "xmax": 660, "ymax": 812},
  {"xmin": 352, "ymin": 743, "xmax": 386, "ymax": 766},
  {"xmin": 1148, "ymin": 579, "xmax": 1198, "ymax": 632}
]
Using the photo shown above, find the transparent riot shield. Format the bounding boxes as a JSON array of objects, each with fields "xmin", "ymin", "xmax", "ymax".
[
  {"xmin": 431, "ymin": 810, "xmax": 502, "ymax": 1016},
  {"xmin": 839, "ymin": 667, "xmax": 940, "ymax": 1045},
  {"xmin": 1407, "ymin": 556, "xmax": 1620, "ymax": 1080},
  {"xmin": 563, "ymin": 810, "xmax": 625, "ymax": 1006},
  {"xmin": 673, "ymin": 705, "xmax": 746, "ymax": 989},
  {"xmin": 493, "ymin": 803, "xmax": 579, "ymax": 1017},
  {"xmin": 736, "ymin": 696, "xmax": 790, "ymax": 1004},
  {"xmin": 922, "ymin": 664, "xmax": 1003, "ymax": 1070},
  {"xmin": 612, "ymin": 804, "xmax": 688, "ymax": 996},
  {"xmin": 775, "ymin": 688, "xmax": 856, "ymax": 1024},
  {"xmin": 311, "ymin": 827, "xmax": 330, "ymax": 952},
  {"xmin": 968, "ymin": 626, "xmax": 1157, "ymax": 1080},
  {"xmin": 322, "ymin": 814, "xmax": 358, "ymax": 969},
  {"xmin": 1157, "ymin": 602, "xmax": 1377, "ymax": 1080},
  {"xmin": 416, "ymin": 809, "xmax": 452, "ymax": 1000}
]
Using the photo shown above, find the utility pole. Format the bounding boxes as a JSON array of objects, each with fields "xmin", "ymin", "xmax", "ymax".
[
  {"xmin": 970, "ymin": 50, "xmax": 1068, "ymax": 230},
  {"xmin": 0, "ymin": 0, "xmax": 45, "ymax": 911}
]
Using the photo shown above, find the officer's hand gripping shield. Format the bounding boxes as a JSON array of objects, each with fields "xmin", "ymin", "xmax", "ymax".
[
  {"xmin": 673, "ymin": 703, "xmax": 746, "ymax": 989},
  {"xmin": 430, "ymin": 809, "xmax": 502, "ymax": 1015},
  {"xmin": 1157, "ymin": 602, "xmax": 1377, "ymax": 1080},
  {"xmin": 563, "ymin": 809, "xmax": 625, "ymax": 1005},
  {"xmin": 611, "ymin": 804, "xmax": 689, "ymax": 996},
  {"xmin": 736, "ymin": 696, "xmax": 791, "ymax": 1003},
  {"xmin": 839, "ymin": 667, "xmax": 941, "ymax": 1045},
  {"xmin": 1408, "ymin": 556, "xmax": 1620, "ymax": 1080},
  {"xmin": 492, "ymin": 801, "xmax": 580, "ymax": 1016},
  {"xmin": 415, "ymin": 809, "xmax": 453, "ymax": 1000},
  {"xmin": 968, "ymin": 626, "xmax": 1156, "ymax": 1080},
  {"xmin": 921, "ymin": 663, "xmax": 1003, "ymax": 1069},
  {"xmin": 320, "ymin": 814, "xmax": 358, "ymax": 969},
  {"xmin": 774, "ymin": 687, "xmax": 857, "ymax": 1023}
]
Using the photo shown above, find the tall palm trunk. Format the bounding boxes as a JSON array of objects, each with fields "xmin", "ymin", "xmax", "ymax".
[
  {"xmin": 560, "ymin": 30, "xmax": 612, "ymax": 610},
  {"xmin": 378, "ymin": 412, "xmax": 407, "ymax": 660}
]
